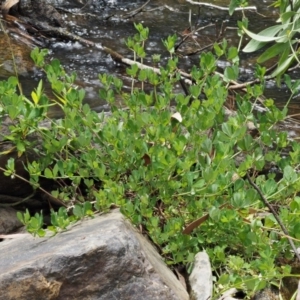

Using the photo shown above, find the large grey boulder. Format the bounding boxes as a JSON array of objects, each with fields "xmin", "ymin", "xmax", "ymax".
[{"xmin": 0, "ymin": 210, "xmax": 189, "ymax": 300}]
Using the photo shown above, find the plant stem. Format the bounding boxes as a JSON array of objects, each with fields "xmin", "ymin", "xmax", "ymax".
[{"xmin": 246, "ymin": 171, "xmax": 300, "ymax": 262}]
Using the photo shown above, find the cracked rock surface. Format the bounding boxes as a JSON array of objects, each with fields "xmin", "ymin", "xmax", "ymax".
[{"xmin": 0, "ymin": 209, "xmax": 189, "ymax": 300}]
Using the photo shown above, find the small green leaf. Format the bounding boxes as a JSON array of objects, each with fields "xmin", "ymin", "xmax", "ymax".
[
  {"xmin": 31, "ymin": 91, "xmax": 40, "ymax": 104},
  {"xmin": 17, "ymin": 211, "xmax": 25, "ymax": 224},
  {"xmin": 280, "ymin": 11, "xmax": 295, "ymax": 23},
  {"xmin": 293, "ymin": 223, "xmax": 300, "ymax": 239},
  {"xmin": 224, "ymin": 65, "xmax": 239, "ymax": 82},
  {"xmin": 37, "ymin": 229, "xmax": 46, "ymax": 237},
  {"xmin": 283, "ymin": 165, "xmax": 297, "ymax": 182},
  {"xmin": 8, "ymin": 76, "xmax": 18, "ymax": 86},
  {"xmin": 227, "ymin": 47, "xmax": 238, "ymax": 60},
  {"xmin": 44, "ymin": 168, "xmax": 53, "ymax": 178},
  {"xmin": 73, "ymin": 204, "xmax": 84, "ymax": 218},
  {"xmin": 229, "ymin": 0, "xmax": 238, "ymax": 16},
  {"xmin": 192, "ymin": 179, "xmax": 205, "ymax": 189}
]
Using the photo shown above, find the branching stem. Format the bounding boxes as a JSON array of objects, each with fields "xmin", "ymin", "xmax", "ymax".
[{"xmin": 246, "ymin": 171, "xmax": 300, "ymax": 262}]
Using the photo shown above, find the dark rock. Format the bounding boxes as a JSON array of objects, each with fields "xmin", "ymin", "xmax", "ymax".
[
  {"xmin": 0, "ymin": 150, "xmax": 34, "ymax": 197},
  {"xmin": 252, "ymin": 286, "xmax": 279, "ymax": 300},
  {"xmin": 18, "ymin": 0, "xmax": 64, "ymax": 27},
  {"xmin": 0, "ymin": 210, "xmax": 189, "ymax": 300},
  {"xmin": 0, "ymin": 207, "xmax": 23, "ymax": 234}
]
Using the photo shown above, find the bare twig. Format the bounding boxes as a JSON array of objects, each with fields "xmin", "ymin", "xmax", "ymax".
[
  {"xmin": 185, "ymin": 0, "xmax": 256, "ymax": 12},
  {"xmin": 175, "ymin": 23, "xmax": 214, "ymax": 52},
  {"xmin": 184, "ymin": 22, "xmax": 226, "ymax": 56},
  {"xmin": 186, "ymin": 42, "xmax": 214, "ymax": 56},
  {"xmin": 0, "ymin": 166, "xmax": 67, "ymax": 207},
  {"xmin": 216, "ymin": 21, "xmax": 226, "ymax": 41},
  {"xmin": 120, "ymin": 0, "xmax": 151, "ymax": 19},
  {"xmin": 246, "ymin": 172, "xmax": 300, "ymax": 262},
  {"xmin": 228, "ymin": 79, "xmax": 260, "ymax": 90},
  {"xmin": 0, "ymin": 192, "xmax": 35, "ymax": 207}
]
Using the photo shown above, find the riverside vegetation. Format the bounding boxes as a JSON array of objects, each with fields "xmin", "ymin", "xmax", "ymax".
[{"xmin": 1, "ymin": 3, "xmax": 300, "ymax": 298}]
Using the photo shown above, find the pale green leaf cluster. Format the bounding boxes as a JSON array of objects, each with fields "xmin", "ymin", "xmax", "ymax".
[{"xmin": 243, "ymin": 0, "xmax": 300, "ymax": 80}]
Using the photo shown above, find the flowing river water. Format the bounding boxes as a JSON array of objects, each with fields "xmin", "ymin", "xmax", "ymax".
[{"xmin": 0, "ymin": 0, "xmax": 299, "ymax": 117}]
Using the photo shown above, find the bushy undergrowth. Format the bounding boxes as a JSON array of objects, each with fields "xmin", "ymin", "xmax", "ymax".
[{"xmin": 1, "ymin": 24, "xmax": 300, "ymax": 297}]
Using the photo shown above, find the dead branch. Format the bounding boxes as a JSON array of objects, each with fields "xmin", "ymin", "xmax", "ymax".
[
  {"xmin": 102, "ymin": 45, "xmax": 193, "ymax": 85},
  {"xmin": 120, "ymin": 0, "xmax": 151, "ymax": 19},
  {"xmin": 227, "ymin": 78, "xmax": 260, "ymax": 90},
  {"xmin": 175, "ymin": 23, "xmax": 215, "ymax": 52},
  {"xmin": 186, "ymin": 0, "xmax": 256, "ymax": 12},
  {"xmin": 0, "ymin": 193, "xmax": 36, "ymax": 207}
]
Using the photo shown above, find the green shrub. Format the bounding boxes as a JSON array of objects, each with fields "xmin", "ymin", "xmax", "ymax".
[{"xmin": 1, "ymin": 24, "xmax": 300, "ymax": 297}]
